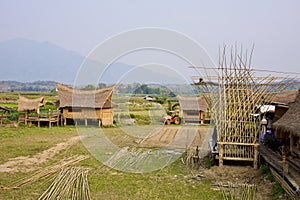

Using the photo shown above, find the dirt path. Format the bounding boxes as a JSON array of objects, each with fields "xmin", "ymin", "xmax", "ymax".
[
  {"xmin": 140, "ymin": 127, "xmax": 179, "ymax": 147},
  {"xmin": 0, "ymin": 136, "xmax": 80, "ymax": 173},
  {"xmin": 140, "ymin": 126, "xmax": 213, "ymax": 156}
]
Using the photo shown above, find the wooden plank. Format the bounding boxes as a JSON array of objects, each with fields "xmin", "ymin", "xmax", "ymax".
[
  {"xmin": 260, "ymin": 145, "xmax": 300, "ymax": 192},
  {"xmin": 218, "ymin": 142, "xmax": 258, "ymax": 146}
]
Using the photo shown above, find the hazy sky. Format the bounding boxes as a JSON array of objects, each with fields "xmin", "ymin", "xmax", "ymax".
[{"xmin": 1, "ymin": 0, "xmax": 299, "ymax": 73}]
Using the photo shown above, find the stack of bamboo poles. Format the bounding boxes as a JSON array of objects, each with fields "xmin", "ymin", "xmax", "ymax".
[
  {"xmin": 214, "ymin": 182, "xmax": 256, "ymax": 200},
  {"xmin": 9, "ymin": 155, "xmax": 89, "ymax": 189},
  {"xmin": 39, "ymin": 167, "xmax": 91, "ymax": 200}
]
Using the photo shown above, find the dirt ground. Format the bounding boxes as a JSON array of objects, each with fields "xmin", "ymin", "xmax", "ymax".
[
  {"xmin": 199, "ymin": 165, "xmax": 275, "ymax": 200},
  {"xmin": 0, "ymin": 136, "xmax": 80, "ymax": 173}
]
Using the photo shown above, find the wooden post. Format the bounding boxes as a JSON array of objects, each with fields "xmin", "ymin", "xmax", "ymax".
[
  {"xmin": 219, "ymin": 143, "xmax": 224, "ymax": 167},
  {"xmin": 290, "ymin": 134, "xmax": 294, "ymax": 153},
  {"xmin": 49, "ymin": 112, "xmax": 51, "ymax": 128},
  {"xmin": 200, "ymin": 111, "xmax": 204, "ymax": 125},
  {"xmin": 57, "ymin": 113, "xmax": 59, "ymax": 126},
  {"xmin": 282, "ymin": 153, "xmax": 289, "ymax": 176},
  {"xmin": 253, "ymin": 144, "xmax": 259, "ymax": 169},
  {"xmin": 85, "ymin": 119, "xmax": 87, "ymax": 126},
  {"xmin": 25, "ymin": 112, "xmax": 28, "ymax": 125}
]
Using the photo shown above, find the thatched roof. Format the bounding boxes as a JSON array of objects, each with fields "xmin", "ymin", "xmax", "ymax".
[
  {"xmin": 17, "ymin": 96, "xmax": 44, "ymax": 112},
  {"xmin": 273, "ymin": 89, "xmax": 300, "ymax": 137},
  {"xmin": 178, "ymin": 95, "xmax": 207, "ymax": 111},
  {"xmin": 272, "ymin": 90, "xmax": 297, "ymax": 104},
  {"xmin": 57, "ymin": 83, "xmax": 115, "ymax": 108}
]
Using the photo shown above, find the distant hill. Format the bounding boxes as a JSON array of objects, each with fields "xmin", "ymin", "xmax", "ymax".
[
  {"xmin": 0, "ymin": 38, "xmax": 84, "ymax": 84},
  {"xmin": 0, "ymin": 38, "xmax": 199, "ymax": 86},
  {"xmin": 0, "ymin": 80, "xmax": 57, "ymax": 92}
]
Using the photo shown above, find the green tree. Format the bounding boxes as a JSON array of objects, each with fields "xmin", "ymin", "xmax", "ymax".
[
  {"xmin": 82, "ymin": 84, "xmax": 96, "ymax": 90},
  {"xmin": 98, "ymin": 83, "xmax": 107, "ymax": 89}
]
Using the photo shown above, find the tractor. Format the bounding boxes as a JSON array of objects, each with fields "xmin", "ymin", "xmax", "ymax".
[{"xmin": 162, "ymin": 110, "xmax": 180, "ymax": 125}]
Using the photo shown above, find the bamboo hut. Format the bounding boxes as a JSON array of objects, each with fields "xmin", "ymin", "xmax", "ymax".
[
  {"xmin": 17, "ymin": 96, "xmax": 45, "ymax": 125},
  {"xmin": 0, "ymin": 105, "xmax": 13, "ymax": 124},
  {"xmin": 178, "ymin": 95, "xmax": 208, "ymax": 124},
  {"xmin": 56, "ymin": 83, "xmax": 115, "ymax": 126},
  {"xmin": 273, "ymin": 89, "xmax": 300, "ymax": 153}
]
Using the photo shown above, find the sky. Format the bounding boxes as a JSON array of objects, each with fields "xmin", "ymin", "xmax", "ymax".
[{"xmin": 0, "ymin": 0, "xmax": 299, "ymax": 74}]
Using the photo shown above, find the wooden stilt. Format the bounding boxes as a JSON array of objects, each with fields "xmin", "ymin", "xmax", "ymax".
[
  {"xmin": 219, "ymin": 143, "xmax": 223, "ymax": 167},
  {"xmin": 290, "ymin": 134, "xmax": 294, "ymax": 153},
  {"xmin": 253, "ymin": 144, "xmax": 259, "ymax": 169}
]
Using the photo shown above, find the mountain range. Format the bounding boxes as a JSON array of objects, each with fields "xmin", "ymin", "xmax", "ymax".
[
  {"xmin": 0, "ymin": 38, "xmax": 86, "ymax": 83},
  {"xmin": 0, "ymin": 38, "xmax": 187, "ymax": 86}
]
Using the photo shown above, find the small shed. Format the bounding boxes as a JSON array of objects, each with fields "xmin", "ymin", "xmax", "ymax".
[
  {"xmin": 0, "ymin": 105, "xmax": 14, "ymax": 124},
  {"xmin": 178, "ymin": 95, "xmax": 208, "ymax": 124},
  {"xmin": 273, "ymin": 89, "xmax": 300, "ymax": 153},
  {"xmin": 17, "ymin": 96, "xmax": 45, "ymax": 124},
  {"xmin": 57, "ymin": 83, "xmax": 115, "ymax": 126}
]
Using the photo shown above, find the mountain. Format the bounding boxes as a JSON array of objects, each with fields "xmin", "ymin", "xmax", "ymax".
[
  {"xmin": 0, "ymin": 38, "xmax": 195, "ymax": 86},
  {"xmin": 0, "ymin": 38, "xmax": 84, "ymax": 83}
]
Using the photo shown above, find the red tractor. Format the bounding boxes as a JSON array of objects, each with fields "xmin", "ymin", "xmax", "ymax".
[{"xmin": 162, "ymin": 110, "xmax": 180, "ymax": 125}]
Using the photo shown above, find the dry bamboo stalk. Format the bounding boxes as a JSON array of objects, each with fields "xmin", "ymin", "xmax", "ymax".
[
  {"xmin": 10, "ymin": 155, "xmax": 88, "ymax": 189},
  {"xmin": 39, "ymin": 167, "xmax": 91, "ymax": 200}
]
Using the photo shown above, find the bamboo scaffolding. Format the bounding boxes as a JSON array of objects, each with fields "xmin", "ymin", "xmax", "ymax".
[{"xmin": 193, "ymin": 46, "xmax": 295, "ymax": 168}]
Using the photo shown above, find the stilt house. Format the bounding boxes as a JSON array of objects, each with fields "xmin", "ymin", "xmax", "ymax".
[
  {"xmin": 56, "ymin": 83, "xmax": 115, "ymax": 126},
  {"xmin": 17, "ymin": 96, "xmax": 44, "ymax": 125},
  {"xmin": 178, "ymin": 95, "xmax": 208, "ymax": 124}
]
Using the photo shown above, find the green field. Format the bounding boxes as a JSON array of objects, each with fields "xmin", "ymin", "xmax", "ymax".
[
  {"xmin": 0, "ymin": 92, "xmax": 285, "ymax": 199},
  {"xmin": 0, "ymin": 126, "xmax": 221, "ymax": 200}
]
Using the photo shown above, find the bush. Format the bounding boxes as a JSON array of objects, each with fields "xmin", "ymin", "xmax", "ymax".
[{"xmin": 260, "ymin": 164, "xmax": 286, "ymax": 197}]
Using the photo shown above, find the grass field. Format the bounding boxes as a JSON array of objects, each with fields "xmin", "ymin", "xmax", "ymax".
[{"xmin": 0, "ymin": 126, "xmax": 221, "ymax": 199}]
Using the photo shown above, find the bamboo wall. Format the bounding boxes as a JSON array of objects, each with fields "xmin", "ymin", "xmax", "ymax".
[
  {"xmin": 182, "ymin": 110, "xmax": 205, "ymax": 124},
  {"xmin": 62, "ymin": 107, "xmax": 113, "ymax": 126}
]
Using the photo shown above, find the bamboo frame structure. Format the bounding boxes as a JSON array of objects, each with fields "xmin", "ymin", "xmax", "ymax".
[{"xmin": 192, "ymin": 46, "xmax": 297, "ymax": 168}]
